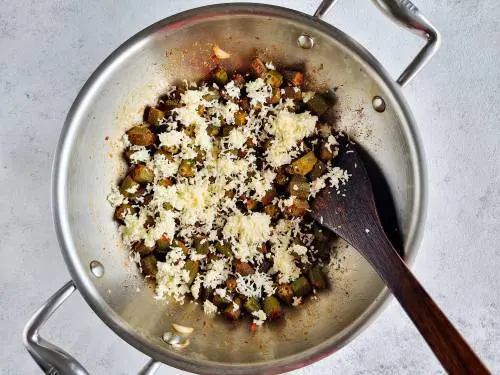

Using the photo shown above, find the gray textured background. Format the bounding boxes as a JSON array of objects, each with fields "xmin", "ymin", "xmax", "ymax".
[{"xmin": 1, "ymin": 0, "xmax": 499, "ymax": 374}]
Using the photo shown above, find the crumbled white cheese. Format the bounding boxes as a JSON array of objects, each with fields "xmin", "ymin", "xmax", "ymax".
[
  {"xmin": 129, "ymin": 146, "xmax": 150, "ymax": 164},
  {"xmin": 265, "ymin": 61, "xmax": 276, "ymax": 70},
  {"xmin": 191, "ymin": 275, "xmax": 203, "ymax": 300},
  {"xmin": 246, "ymin": 78, "xmax": 272, "ymax": 105},
  {"xmin": 155, "ymin": 248, "xmax": 191, "ymax": 303},
  {"xmin": 302, "ymin": 91, "xmax": 315, "ymax": 103},
  {"xmin": 224, "ymin": 80, "xmax": 240, "ymax": 99},
  {"xmin": 252, "ymin": 309, "xmax": 267, "ymax": 326},
  {"xmin": 203, "ymin": 300, "xmax": 218, "ymax": 316},
  {"xmin": 227, "ymin": 128, "xmax": 247, "ymax": 149},
  {"xmin": 107, "ymin": 186, "xmax": 126, "ymax": 207},
  {"xmin": 309, "ymin": 167, "xmax": 349, "ymax": 197},
  {"xmin": 203, "ymin": 259, "xmax": 230, "ymax": 289},
  {"xmin": 292, "ymin": 296, "xmax": 302, "ymax": 306},
  {"xmin": 266, "ymin": 110, "xmax": 318, "ymax": 167},
  {"xmin": 122, "ymin": 134, "xmax": 131, "ymax": 148},
  {"xmin": 324, "ymin": 135, "xmax": 338, "ymax": 153},
  {"xmin": 236, "ymin": 272, "xmax": 275, "ymax": 298}
]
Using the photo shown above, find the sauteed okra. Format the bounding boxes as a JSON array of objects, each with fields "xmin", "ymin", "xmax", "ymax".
[{"xmin": 108, "ymin": 57, "xmax": 348, "ymax": 326}]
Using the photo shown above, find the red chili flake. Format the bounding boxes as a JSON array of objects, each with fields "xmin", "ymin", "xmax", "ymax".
[{"xmin": 249, "ymin": 323, "xmax": 257, "ymax": 333}]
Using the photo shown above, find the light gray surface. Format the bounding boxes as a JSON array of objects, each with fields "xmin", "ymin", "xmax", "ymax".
[{"xmin": 0, "ymin": 0, "xmax": 498, "ymax": 374}]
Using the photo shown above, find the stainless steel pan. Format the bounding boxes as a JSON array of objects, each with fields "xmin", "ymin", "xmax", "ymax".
[{"xmin": 23, "ymin": 1, "xmax": 440, "ymax": 373}]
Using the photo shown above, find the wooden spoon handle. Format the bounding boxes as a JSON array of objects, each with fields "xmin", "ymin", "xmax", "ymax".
[{"xmin": 365, "ymin": 232, "xmax": 490, "ymax": 374}]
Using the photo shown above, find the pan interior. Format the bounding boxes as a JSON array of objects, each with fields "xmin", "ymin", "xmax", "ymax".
[{"xmin": 56, "ymin": 5, "xmax": 422, "ymax": 372}]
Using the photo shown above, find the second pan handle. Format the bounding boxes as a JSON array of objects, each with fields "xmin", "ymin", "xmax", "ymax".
[{"xmin": 313, "ymin": 0, "xmax": 441, "ymax": 87}]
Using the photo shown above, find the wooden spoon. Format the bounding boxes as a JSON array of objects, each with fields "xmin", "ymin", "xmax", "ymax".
[{"xmin": 311, "ymin": 135, "xmax": 490, "ymax": 374}]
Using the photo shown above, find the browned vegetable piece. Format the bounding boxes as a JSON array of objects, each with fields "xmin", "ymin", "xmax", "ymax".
[
  {"xmin": 156, "ymin": 234, "xmax": 171, "ymax": 251},
  {"xmin": 184, "ymin": 124, "xmax": 197, "ymax": 138},
  {"xmin": 212, "ymin": 66, "xmax": 228, "ymax": 86},
  {"xmin": 235, "ymin": 261, "xmax": 254, "ymax": 276},
  {"xmin": 162, "ymin": 142, "xmax": 181, "ymax": 155},
  {"xmin": 224, "ymin": 297, "xmax": 242, "ymax": 320},
  {"xmin": 140, "ymin": 255, "xmax": 157, "ymax": 277},
  {"xmin": 317, "ymin": 123, "xmax": 333, "ymax": 138},
  {"xmin": 307, "ymin": 266, "xmax": 328, "ymax": 289},
  {"xmin": 147, "ymin": 107, "xmax": 165, "ymax": 126},
  {"xmin": 288, "ymin": 175, "xmax": 310, "ymax": 200},
  {"xmin": 130, "ymin": 164, "xmax": 154, "ymax": 184},
  {"xmin": 172, "ymin": 239, "xmax": 189, "ymax": 255},
  {"xmin": 234, "ymin": 110, "xmax": 247, "ymax": 127},
  {"xmin": 222, "ymin": 125, "xmax": 235, "ymax": 137},
  {"xmin": 265, "ymin": 70, "xmax": 283, "ymax": 88},
  {"xmin": 276, "ymin": 284, "xmax": 294, "ymax": 305},
  {"xmin": 318, "ymin": 142, "xmax": 336, "ymax": 163},
  {"xmin": 244, "ymin": 297, "xmax": 261, "ymax": 313},
  {"xmin": 225, "ymin": 189, "xmax": 236, "ymax": 199},
  {"xmin": 232, "ymin": 73, "xmax": 246, "ymax": 88},
  {"xmin": 263, "ymin": 204, "xmax": 280, "ymax": 220},
  {"xmin": 309, "ymin": 160, "xmax": 327, "ymax": 180},
  {"xmin": 263, "ymin": 296, "xmax": 282, "ymax": 320},
  {"xmin": 184, "ymin": 260, "xmax": 199, "ymax": 286},
  {"xmin": 132, "ymin": 241, "xmax": 155, "ymax": 256},
  {"xmin": 267, "ymin": 87, "xmax": 281, "ymax": 104},
  {"xmin": 307, "ymin": 94, "xmax": 329, "ymax": 116},
  {"xmin": 215, "ymin": 241, "xmax": 232, "ymax": 258},
  {"xmin": 114, "ymin": 204, "xmax": 136, "ymax": 222},
  {"xmin": 207, "ymin": 124, "xmax": 220, "ymax": 137},
  {"xmin": 143, "ymin": 215, "xmax": 155, "ymax": 229},
  {"xmin": 226, "ymin": 277, "xmax": 237, "ymax": 291},
  {"xmin": 126, "ymin": 126, "xmax": 155, "ymax": 146},
  {"xmin": 246, "ymin": 137, "xmax": 257, "ymax": 148},
  {"xmin": 284, "ymin": 199, "xmax": 310, "ymax": 217},
  {"xmin": 158, "ymin": 98, "xmax": 181, "ymax": 111},
  {"xmin": 258, "ymin": 243, "xmax": 269, "ymax": 254},
  {"xmin": 162, "ymin": 202, "xmax": 174, "ymax": 211},
  {"xmin": 123, "ymin": 148, "xmax": 136, "ymax": 163},
  {"xmin": 158, "ymin": 177, "xmax": 174, "ymax": 187},
  {"xmin": 274, "ymin": 166, "xmax": 290, "ymax": 187},
  {"xmin": 261, "ymin": 187, "xmax": 277, "ymax": 206},
  {"xmin": 284, "ymin": 86, "xmax": 302, "ymax": 100},
  {"xmin": 213, "ymin": 292, "xmax": 232, "ymax": 307},
  {"xmin": 291, "ymin": 276, "xmax": 312, "ymax": 297},
  {"xmin": 119, "ymin": 175, "xmax": 140, "ymax": 198},
  {"xmin": 245, "ymin": 197, "xmax": 258, "ymax": 211},
  {"xmin": 313, "ymin": 223, "xmax": 332, "ymax": 243},
  {"xmin": 288, "ymin": 151, "xmax": 318, "ymax": 175},
  {"xmin": 250, "ymin": 57, "xmax": 268, "ymax": 78},
  {"xmin": 194, "ymin": 236, "xmax": 210, "ymax": 255},
  {"xmin": 179, "ymin": 159, "xmax": 195, "ymax": 177},
  {"xmin": 203, "ymin": 87, "xmax": 220, "ymax": 101},
  {"xmin": 283, "ymin": 70, "xmax": 304, "ymax": 86}
]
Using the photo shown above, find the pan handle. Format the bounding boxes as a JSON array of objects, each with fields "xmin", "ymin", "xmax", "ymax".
[
  {"xmin": 23, "ymin": 280, "xmax": 161, "ymax": 374},
  {"xmin": 313, "ymin": 0, "xmax": 441, "ymax": 87}
]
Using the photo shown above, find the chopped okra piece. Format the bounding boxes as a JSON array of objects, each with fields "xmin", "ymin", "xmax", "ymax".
[
  {"xmin": 261, "ymin": 187, "xmax": 277, "ymax": 206},
  {"xmin": 318, "ymin": 142, "xmax": 335, "ymax": 162},
  {"xmin": 235, "ymin": 261, "xmax": 254, "ymax": 276},
  {"xmin": 194, "ymin": 236, "xmax": 210, "ymax": 255},
  {"xmin": 250, "ymin": 57, "xmax": 268, "ymax": 78},
  {"xmin": 156, "ymin": 234, "xmax": 171, "ymax": 251},
  {"xmin": 267, "ymin": 87, "xmax": 281, "ymax": 104},
  {"xmin": 244, "ymin": 297, "xmax": 261, "ymax": 313},
  {"xmin": 215, "ymin": 241, "xmax": 233, "ymax": 258},
  {"xmin": 283, "ymin": 70, "xmax": 304, "ymax": 86},
  {"xmin": 265, "ymin": 70, "xmax": 283, "ymax": 88},
  {"xmin": 140, "ymin": 255, "xmax": 158, "ymax": 277},
  {"xmin": 292, "ymin": 276, "xmax": 312, "ymax": 297},
  {"xmin": 158, "ymin": 98, "xmax": 181, "ymax": 111},
  {"xmin": 226, "ymin": 277, "xmax": 237, "ymax": 290},
  {"xmin": 179, "ymin": 159, "xmax": 196, "ymax": 177},
  {"xmin": 288, "ymin": 175, "xmax": 310, "ymax": 199},
  {"xmin": 234, "ymin": 110, "xmax": 247, "ymax": 126},
  {"xmin": 222, "ymin": 125, "xmax": 235, "ymax": 137},
  {"xmin": 213, "ymin": 67, "xmax": 228, "ymax": 86},
  {"xmin": 184, "ymin": 124, "xmax": 197, "ymax": 138},
  {"xmin": 263, "ymin": 204, "xmax": 280, "ymax": 220},
  {"xmin": 119, "ymin": 175, "xmax": 141, "ymax": 198},
  {"xmin": 284, "ymin": 86, "xmax": 302, "ymax": 100},
  {"xmin": 147, "ymin": 107, "xmax": 166, "ymax": 126},
  {"xmin": 126, "ymin": 126, "xmax": 155, "ymax": 146},
  {"xmin": 162, "ymin": 143, "xmax": 181, "ymax": 155},
  {"xmin": 162, "ymin": 202, "xmax": 174, "ymax": 211},
  {"xmin": 114, "ymin": 204, "xmax": 136, "ymax": 222},
  {"xmin": 307, "ymin": 266, "xmax": 328, "ymax": 289},
  {"xmin": 306, "ymin": 94, "xmax": 329, "ymax": 116},
  {"xmin": 277, "ymin": 284, "xmax": 294, "ymax": 305},
  {"xmin": 133, "ymin": 241, "xmax": 155, "ymax": 256},
  {"xmin": 288, "ymin": 151, "xmax": 318, "ymax": 175},
  {"xmin": 308, "ymin": 160, "xmax": 327, "ymax": 180},
  {"xmin": 158, "ymin": 177, "xmax": 174, "ymax": 187},
  {"xmin": 130, "ymin": 164, "xmax": 154, "ymax": 184},
  {"xmin": 224, "ymin": 297, "xmax": 242, "ymax": 320},
  {"xmin": 203, "ymin": 87, "xmax": 221, "ymax": 102},
  {"xmin": 184, "ymin": 260, "xmax": 199, "ymax": 286},
  {"xmin": 213, "ymin": 293, "xmax": 232, "ymax": 307},
  {"xmin": 207, "ymin": 124, "xmax": 221, "ymax": 137},
  {"xmin": 284, "ymin": 199, "xmax": 310, "ymax": 217},
  {"xmin": 263, "ymin": 296, "xmax": 282, "ymax": 320}
]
